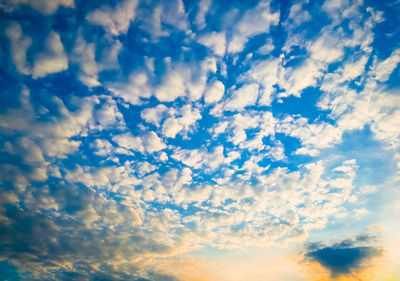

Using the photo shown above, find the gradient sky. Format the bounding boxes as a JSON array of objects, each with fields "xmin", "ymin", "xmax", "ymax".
[{"xmin": 0, "ymin": 0, "xmax": 400, "ymax": 280}]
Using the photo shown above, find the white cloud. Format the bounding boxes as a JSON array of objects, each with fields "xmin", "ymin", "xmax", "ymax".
[
  {"xmin": 243, "ymin": 58, "xmax": 280, "ymax": 105},
  {"xmin": 92, "ymin": 97, "xmax": 125, "ymax": 130},
  {"xmin": 91, "ymin": 139, "xmax": 113, "ymax": 157},
  {"xmin": 287, "ymin": 2, "xmax": 310, "ymax": 27},
  {"xmin": 177, "ymin": 104, "xmax": 202, "ymax": 131},
  {"xmin": 198, "ymin": 31, "xmax": 226, "ymax": 56},
  {"xmin": 32, "ymin": 31, "xmax": 68, "ymax": 78},
  {"xmin": 322, "ymin": 0, "xmax": 364, "ymax": 23},
  {"xmin": 359, "ymin": 185, "xmax": 377, "ymax": 194},
  {"xmin": 172, "ymin": 146, "xmax": 239, "ymax": 171},
  {"xmin": 162, "ymin": 118, "xmax": 183, "ymax": 138},
  {"xmin": 370, "ymin": 49, "xmax": 400, "ymax": 82},
  {"xmin": 228, "ymin": 1, "xmax": 279, "ymax": 53},
  {"xmin": 162, "ymin": 167, "xmax": 192, "ymax": 192},
  {"xmin": 0, "ymin": 88, "xmax": 104, "ymax": 160},
  {"xmin": 4, "ymin": 137, "xmax": 44, "ymax": 164},
  {"xmin": 224, "ymin": 83, "xmax": 259, "ymax": 111},
  {"xmin": 139, "ymin": 0, "xmax": 189, "ymax": 39},
  {"xmin": 159, "ymin": 151, "xmax": 168, "ymax": 161},
  {"xmin": 209, "ymin": 111, "xmax": 276, "ymax": 152},
  {"xmin": 5, "ymin": 22, "xmax": 32, "ymax": 75},
  {"xmin": 0, "ymin": 0, "xmax": 74, "ymax": 14},
  {"xmin": 370, "ymin": 109, "xmax": 400, "ymax": 148},
  {"xmin": 317, "ymin": 48, "xmax": 400, "ymax": 149},
  {"xmin": 0, "ymin": 89, "xmax": 126, "ymax": 189},
  {"xmin": 152, "ymin": 58, "xmax": 217, "ymax": 103},
  {"xmin": 280, "ymin": 59, "xmax": 322, "ymax": 97},
  {"xmin": 141, "ymin": 103, "xmax": 201, "ymax": 139},
  {"xmin": 155, "ymin": 71, "xmax": 186, "ymax": 102},
  {"xmin": 71, "ymin": 32, "xmax": 100, "ymax": 87},
  {"xmin": 86, "ymin": 0, "xmax": 138, "ymax": 36},
  {"xmin": 142, "ymin": 131, "xmax": 166, "ymax": 153},
  {"xmin": 108, "ymin": 72, "xmax": 152, "ymax": 105},
  {"xmin": 277, "ymin": 116, "xmax": 343, "ymax": 151},
  {"xmin": 294, "ymin": 147, "xmax": 320, "ymax": 157},
  {"xmin": 278, "ymin": 29, "xmax": 347, "ymax": 97},
  {"xmin": 309, "ymin": 34, "xmax": 344, "ymax": 63},
  {"xmin": 141, "ymin": 104, "xmax": 170, "ymax": 127},
  {"xmin": 256, "ymin": 39, "xmax": 275, "ymax": 55},
  {"xmin": 194, "ymin": 0, "xmax": 211, "ymax": 29},
  {"xmin": 279, "ymin": 6, "xmax": 381, "ymax": 98},
  {"xmin": 341, "ymin": 55, "xmax": 368, "ymax": 81},
  {"xmin": 204, "ymin": 80, "xmax": 225, "ymax": 104},
  {"xmin": 113, "ymin": 132, "xmax": 144, "ymax": 153},
  {"xmin": 2, "ymin": 1, "xmax": 399, "ymax": 278}
]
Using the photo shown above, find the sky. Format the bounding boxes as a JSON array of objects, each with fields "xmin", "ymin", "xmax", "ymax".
[{"xmin": 0, "ymin": 0, "xmax": 400, "ymax": 280}]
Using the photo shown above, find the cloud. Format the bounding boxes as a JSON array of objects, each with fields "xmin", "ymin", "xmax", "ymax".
[
  {"xmin": 112, "ymin": 133, "xmax": 144, "ymax": 153},
  {"xmin": 86, "ymin": 0, "xmax": 138, "ymax": 36},
  {"xmin": 71, "ymin": 32, "xmax": 100, "ymax": 87},
  {"xmin": 198, "ymin": 31, "xmax": 226, "ymax": 56},
  {"xmin": 194, "ymin": 0, "xmax": 211, "ymax": 29},
  {"xmin": 108, "ymin": 72, "xmax": 152, "ymax": 105},
  {"xmin": 0, "ymin": 181, "xmax": 185, "ymax": 280},
  {"xmin": 228, "ymin": 1, "xmax": 279, "ymax": 53},
  {"xmin": 317, "ymin": 49, "xmax": 400, "ymax": 149},
  {"xmin": 142, "ymin": 131, "xmax": 167, "ymax": 153},
  {"xmin": 370, "ymin": 49, "xmax": 400, "ymax": 82},
  {"xmin": 171, "ymin": 145, "xmax": 239, "ymax": 171},
  {"xmin": 204, "ymin": 80, "xmax": 225, "ymax": 104},
  {"xmin": 137, "ymin": 0, "xmax": 189, "ymax": 39},
  {"xmin": 141, "ymin": 105, "xmax": 171, "ymax": 127},
  {"xmin": 241, "ymin": 58, "xmax": 280, "ymax": 106},
  {"xmin": 276, "ymin": 116, "xmax": 343, "ymax": 152},
  {"xmin": 113, "ymin": 131, "xmax": 166, "ymax": 154},
  {"xmin": 5, "ymin": 21, "xmax": 32, "ymax": 75},
  {"xmin": 305, "ymin": 237, "xmax": 381, "ymax": 277},
  {"xmin": 155, "ymin": 70, "xmax": 186, "ymax": 102},
  {"xmin": 224, "ymin": 83, "xmax": 259, "ymax": 111},
  {"xmin": 162, "ymin": 118, "xmax": 183, "ymax": 138},
  {"xmin": 0, "ymin": 0, "xmax": 74, "ymax": 14},
  {"xmin": 32, "ymin": 31, "xmax": 68, "ymax": 78}
]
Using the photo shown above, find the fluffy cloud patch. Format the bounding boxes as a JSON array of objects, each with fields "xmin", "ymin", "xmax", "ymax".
[
  {"xmin": 5, "ymin": 22, "xmax": 32, "ymax": 75},
  {"xmin": 198, "ymin": 31, "xmax": 226, "ymax": 56},
  {"xmin": 224, "ymin": 83, "xmax": 259, "ymax": 111},
  {"xmin": 228, "ymin": 1, "xmax": 279, "ymax": 53},
  {"xmin": 32, "ymin": 31, "xmax": 68, "ymax": 78},
  {"xmin": 204, "ymin": 80, "xmax": 225, "ymax": 104},
  {"xmin": 71, "ymin": 32, "xmax": 100, "ymax": 87},
  {"xmin": 86, "ymin": 0, "xmax": 138, "ymax": 36}
]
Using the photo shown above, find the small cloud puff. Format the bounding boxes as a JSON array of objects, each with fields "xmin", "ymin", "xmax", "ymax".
[
  {"xmin": 32, "ymin": 31, "xmax": 68, "ymax": 78},
  {"xmin": 86, "ymin": 0, "xmax": 138, "ymax": 36}
]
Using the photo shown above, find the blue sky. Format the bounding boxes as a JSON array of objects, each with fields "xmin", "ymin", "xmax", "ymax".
[{"xmin": 0, "ymin": 0, "xmax": 400, "ymax": 280}]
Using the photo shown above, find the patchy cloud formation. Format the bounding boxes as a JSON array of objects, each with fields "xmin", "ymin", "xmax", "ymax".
[{"xmin": 0, "ymin": 0, "xmax": 400, "ymax": 280}]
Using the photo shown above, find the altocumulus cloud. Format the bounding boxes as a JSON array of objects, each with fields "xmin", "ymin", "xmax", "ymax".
[{"xmin": 0, "ymin": 0, "xmax": 400, "ymax": 280}]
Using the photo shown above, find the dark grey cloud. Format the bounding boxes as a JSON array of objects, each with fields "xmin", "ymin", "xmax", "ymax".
[{"xmin": 305, "ymin": 236, "xmax": 381, "ymax": 277}]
